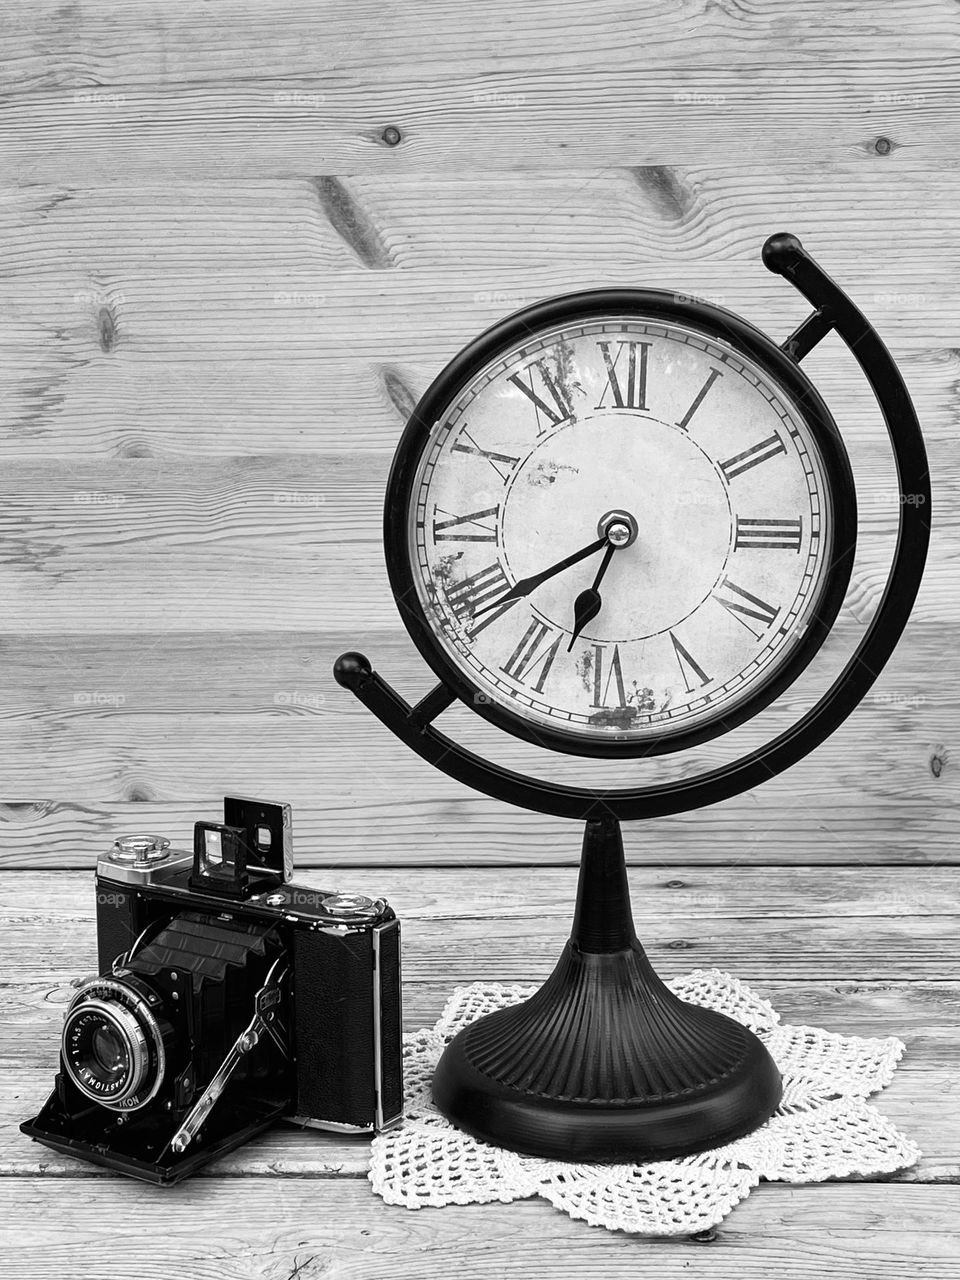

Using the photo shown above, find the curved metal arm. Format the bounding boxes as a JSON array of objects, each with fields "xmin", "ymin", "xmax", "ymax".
[{"xmin": 336, "ymin": 234, "xmax": 931, "ymax": 822}]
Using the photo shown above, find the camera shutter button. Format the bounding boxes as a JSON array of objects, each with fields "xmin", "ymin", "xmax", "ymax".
[{"xmin": 323, "ymin": 892, "xmax": 379, "ymax": 920}]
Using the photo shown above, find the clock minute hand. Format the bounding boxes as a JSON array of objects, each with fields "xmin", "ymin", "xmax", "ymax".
[
  {"xmin": 567, "ymin": 542, "xmax": 617, "ymax": 652},
  {"xmin": 471, "ymin": 535, "xmax": 608, "ymax": 618}
]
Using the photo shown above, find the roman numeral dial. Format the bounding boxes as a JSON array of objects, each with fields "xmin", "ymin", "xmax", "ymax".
[{"xmin": 412, "ymin": 317, "xmax": 835, "ymax": 749}]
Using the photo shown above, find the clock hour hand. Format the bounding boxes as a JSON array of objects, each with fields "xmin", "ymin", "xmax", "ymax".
[
  {"xmin": 567, "ymin": 543, "xmax": 617, "ymax": 651},
  {"xmin": 471, "ymin": 535, "xmax": 607, "ymax": 618}
]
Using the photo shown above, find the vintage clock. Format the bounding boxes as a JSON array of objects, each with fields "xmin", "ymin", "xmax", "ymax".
[{"xmin": 335, "ymin": 234, "xmax": 930, "ymax": 1160}]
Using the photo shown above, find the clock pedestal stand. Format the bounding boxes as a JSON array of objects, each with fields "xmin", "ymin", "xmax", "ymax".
[
  {"xmin": 432, "ymin": 813, "xmax": 781, "ymax": 1159},
  {"xmin": 334, "ymin": 231, "xmax": 930, "ymax": 1162}
]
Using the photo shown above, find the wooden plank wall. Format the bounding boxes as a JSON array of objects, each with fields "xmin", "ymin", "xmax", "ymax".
[
  {"xmin": 0, "ymin": 0, "xmax": 954, "ymax": 870},
  {"xmin": 1, "ymin": 1, "xmax": 957, "ymax": 1275}
]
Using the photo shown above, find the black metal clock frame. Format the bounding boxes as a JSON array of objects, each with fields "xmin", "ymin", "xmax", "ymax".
[
  {"xmin": 381, "ymin": 267, "xmax": 858, "ymax": 760},
  {"xmin": 335, "ymin": 233, "xmax": 931, "ymax": 1163}
]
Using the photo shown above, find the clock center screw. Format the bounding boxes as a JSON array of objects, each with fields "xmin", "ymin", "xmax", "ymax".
[{"xmin": 598, "ymin": 509, "xmax": 639, "ymax": 549}]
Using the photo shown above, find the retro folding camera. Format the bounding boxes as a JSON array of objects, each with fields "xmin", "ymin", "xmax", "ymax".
[{"xmin": 21, "ymin": 797, "xmax": 402, "ymax": 1184}]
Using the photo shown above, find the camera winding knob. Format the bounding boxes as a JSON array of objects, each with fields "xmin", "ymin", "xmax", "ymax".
[{"xmin": 109, "ymin": 835, "xmax": 171, "ymax": 868}]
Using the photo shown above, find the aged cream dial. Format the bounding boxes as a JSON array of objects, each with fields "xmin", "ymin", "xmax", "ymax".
[{"xmin": 407, "ymin": 316, "xmax": 835, "ymax": 751}]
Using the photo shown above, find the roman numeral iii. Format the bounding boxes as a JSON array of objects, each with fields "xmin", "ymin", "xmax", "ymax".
[
  {"xmin": 734, "ymin": 516, "xmax": 803, "ymax": 552},
  {"xmin": 508, "ymin": 357, "xmax": 575, "ymax": 433},
  {"xmin": 596, "ymin": 340, "xmax": 650, "ymax": 411},
  {"xmin": 502, "ymin": 619, "xmax": 562, "ymax": 693}
]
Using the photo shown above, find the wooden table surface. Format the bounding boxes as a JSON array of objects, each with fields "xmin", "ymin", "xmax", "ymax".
[{"xmin": 1, "ymin": 0, "xmax": 956, "ymax": 1274}]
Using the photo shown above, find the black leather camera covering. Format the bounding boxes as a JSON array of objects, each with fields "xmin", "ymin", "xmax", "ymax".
[{"xmin": 292, "ymin": 922, "xmax": 401, "ymax": 1128}]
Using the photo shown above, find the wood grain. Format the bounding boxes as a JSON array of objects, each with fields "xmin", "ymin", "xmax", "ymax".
[
  {"xmin": 3, "ymin": 870, "xmax": 959, "ymax": 1005},
  {"xmin": 3, "ymin": 0, "xmax": 960, "ymax": 178},
  {"xmin": 0, "ymin": 621, "xmax": 948, "ymax": 867},
  {"xmin": 3, "ymin": 870, "xmax": 959, "ymax": 1179},
  {"xmin": 2, "ymin": 1180, "xmax": 960, "ymax": 1278},
  {"xmin": 2, "ymin": 0, "xmax": 957, "ymax": 1266}
]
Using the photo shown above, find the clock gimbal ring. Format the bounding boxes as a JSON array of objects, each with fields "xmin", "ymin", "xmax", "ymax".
[
  {"xmin": 334, "ymin": 234, "xmax": 930, "ymax": 1163},
  {"xmin": 335, "ymin": 231, "xmax": 930, "ymax": 821}
]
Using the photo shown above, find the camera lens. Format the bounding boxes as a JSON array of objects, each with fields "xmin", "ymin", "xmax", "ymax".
[
  {"xmin": 62, "ymin": 981, "xmax": 165, "ymax": 1110},
  {"xmin": 91, "ymin": 1021, "xmax": 127, "ymax": 1073}
]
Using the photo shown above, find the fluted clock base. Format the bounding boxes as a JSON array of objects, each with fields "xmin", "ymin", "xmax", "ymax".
[
  {"xmin": 432, "ymin": 817, "xmax": 782, "ymax": 1161},
  {"xmin": 433, "ymin": 942, "xmax": 781, "ymax": 1161}
]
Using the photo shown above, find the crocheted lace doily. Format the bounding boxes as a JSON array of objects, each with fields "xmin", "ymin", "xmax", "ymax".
[{"xmin": 370, "ymin": 969, "xmax": 920, "ymax": 1235}]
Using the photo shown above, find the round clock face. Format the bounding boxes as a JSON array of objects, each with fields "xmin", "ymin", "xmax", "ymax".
[{"xmin": 392, "ymin": 298, "xmax": 854, "ymax": 757}]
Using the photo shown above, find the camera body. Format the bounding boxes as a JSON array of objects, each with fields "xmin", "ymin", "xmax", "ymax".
[{"xmin": 22, "ymin": 797, "xmax": 403, "ymax": 1184}]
